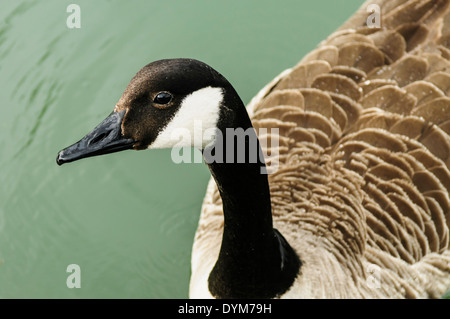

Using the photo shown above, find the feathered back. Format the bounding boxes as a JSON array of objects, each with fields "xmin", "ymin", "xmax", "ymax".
[{"xmin": 192, "ymin": 0, "xmax": 450, "ymax": 298}]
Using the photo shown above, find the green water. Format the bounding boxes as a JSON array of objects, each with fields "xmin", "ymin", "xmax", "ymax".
[{"xmin": 0, "ymin": 0, "xmax": 363, "ymax": 298}]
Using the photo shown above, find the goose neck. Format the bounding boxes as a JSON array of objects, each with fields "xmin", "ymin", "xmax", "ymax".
[{"xmin": 204, "ymin": 102, "xmax": 300, "ymax": 298}]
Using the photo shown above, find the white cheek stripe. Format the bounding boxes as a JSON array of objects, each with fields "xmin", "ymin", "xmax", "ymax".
[{"xmin": 150, "ymin": 86, "xmax": 223, "ymax": 149}]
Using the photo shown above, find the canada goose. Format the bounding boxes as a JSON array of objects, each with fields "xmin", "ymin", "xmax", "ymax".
[{"xmin": 57, "ymin": 0, "xmax": 450, "ymax": 298}]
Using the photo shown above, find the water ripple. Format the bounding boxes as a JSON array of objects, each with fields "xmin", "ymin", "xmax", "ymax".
[{"xmin": 14, "ymin": 80, "xmax": 61, "ymax": 158}]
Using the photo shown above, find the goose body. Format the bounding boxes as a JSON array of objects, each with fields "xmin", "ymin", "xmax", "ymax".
[{"xmin": 58, "ymin": 0, "xmax": 450, "ymax": 298}]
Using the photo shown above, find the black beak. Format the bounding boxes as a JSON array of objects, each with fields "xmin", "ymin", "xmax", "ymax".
[{"xmin": 56, "ymin": 110, "xmax": 135, "ymax": 166}]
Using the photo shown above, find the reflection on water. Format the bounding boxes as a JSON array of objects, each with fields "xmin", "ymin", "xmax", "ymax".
[{"xmin": 0, "ymin": 0, "xmax": 362, "ymax": 298}]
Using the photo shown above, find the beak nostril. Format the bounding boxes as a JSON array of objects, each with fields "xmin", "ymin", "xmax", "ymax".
[{"xmin": 89, "ymin": 132, "xmax": 109, "ymax": 146}]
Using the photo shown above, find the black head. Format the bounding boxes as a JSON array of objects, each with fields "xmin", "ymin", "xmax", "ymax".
[{"xmin": 56, "ymin": 58, "xmax": 241, "ymax": 165}]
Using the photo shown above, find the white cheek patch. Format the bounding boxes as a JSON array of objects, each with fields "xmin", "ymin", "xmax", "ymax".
[{"xmin": 150, "ymin": 86, "xmax": 223, "ymax": 149}]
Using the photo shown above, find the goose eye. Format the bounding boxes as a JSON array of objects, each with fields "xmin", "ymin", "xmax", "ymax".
[{"xmin": 153, "ymin": 92, "xmax": 172, "ymax": 105}]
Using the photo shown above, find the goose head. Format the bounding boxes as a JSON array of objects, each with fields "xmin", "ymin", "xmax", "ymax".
[
  {"xmin": 57, "ymin": 58, "xmax": 300, "ymax": 299},
  {"xmin": 56, "ymin": 58, "xmax": 244, "ymax": 165}
]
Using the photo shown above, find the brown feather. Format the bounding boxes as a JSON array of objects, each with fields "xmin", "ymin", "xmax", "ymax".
[{"xmin": 192, "ymin": 0, "xmax": 450, "ymax": 298}]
